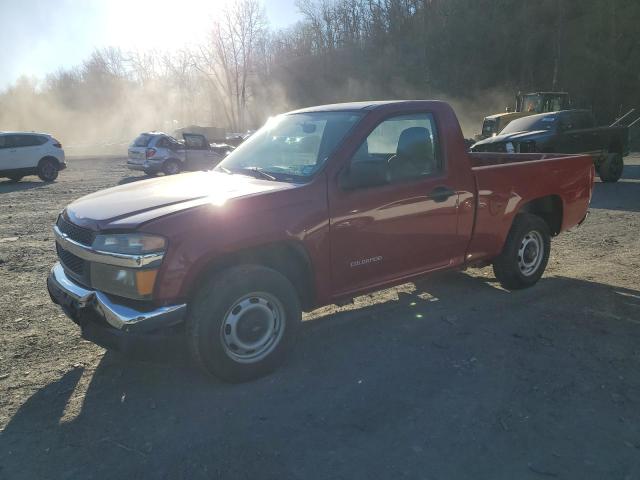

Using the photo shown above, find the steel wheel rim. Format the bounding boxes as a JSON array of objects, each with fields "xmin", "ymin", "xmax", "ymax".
[
  {"xmin": 220, "ymin": 292, "xmax": 286, "ymax": 363},
  {"xmin": 518, "ymin": 230, "xmax": 544, "ymax": 276}
]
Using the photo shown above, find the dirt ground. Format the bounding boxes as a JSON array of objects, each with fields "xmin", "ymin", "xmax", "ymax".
[{"xmin": 0, "ymin": 155, "xmax": 639, "ymax": 479}]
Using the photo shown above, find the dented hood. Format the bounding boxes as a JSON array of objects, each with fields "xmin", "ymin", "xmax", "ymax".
[{"xmin": 64, "ymin": 171, "xmax": 296, "ymax": 230}]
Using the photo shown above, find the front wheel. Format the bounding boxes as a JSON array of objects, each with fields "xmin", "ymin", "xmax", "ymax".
[
  {"xmin": 598, "ymin": 152, "xmax": 623, "ymax": 183},
  {"xmin": 493, "ymin": 213, "xmax": 550, "ymax": 290},
  {"xmin": 37, "ymin": 158, "xmax": 59, "ymax": 182},
  {"xmin": 187, "ymin": 265, "xmax": 301, "ymax": 383}
]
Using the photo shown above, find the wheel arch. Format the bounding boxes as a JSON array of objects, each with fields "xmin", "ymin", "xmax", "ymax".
[
  {"xmin": 187, "ymin": 241, "xmax": 316, "ymax": 311},
  {"xmin": 608, "ymin": 139, "xmax": 623, "ymax": 154},
  {"xmin": 38, "ymin": 155, "xmax": 60, "ymax": 168},
  {"xmin": 517, "ymin": 194, "xmax": 563, "ymax": 236}
]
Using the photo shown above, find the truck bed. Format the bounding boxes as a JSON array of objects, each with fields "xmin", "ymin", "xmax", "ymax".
[
  {"xmin": 464, "ymin": 152, "xmax": 594, "ymax": 264},
  {"xmin": 468, "ymin": 152, "xmax": 580, "ymax": 168}
]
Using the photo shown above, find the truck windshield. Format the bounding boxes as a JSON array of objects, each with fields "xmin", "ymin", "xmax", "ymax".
[
  {"xmin": 216, "ymin": 111, "xmax": 363, "ymax": 181},
  {"xmin": 501, "ymin": 114, "xmax": 558, "ymax": 134}
]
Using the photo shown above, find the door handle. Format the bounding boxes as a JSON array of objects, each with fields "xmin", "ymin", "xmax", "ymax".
[{"xmin": 429, "ymin": 186, "xmax": 455, "ymax": 203}]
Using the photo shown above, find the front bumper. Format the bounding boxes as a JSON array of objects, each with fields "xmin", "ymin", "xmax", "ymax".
[{"xmin": 47, "ymin": 263, "xmax": 186, "ymax": 347}]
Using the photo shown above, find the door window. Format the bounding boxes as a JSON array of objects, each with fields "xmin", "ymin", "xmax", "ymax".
[
  {"xmin": 14, "ymin": 135, "xmax": 46, "ymax": 147},
  {"xmin": 0, "ymin": 135, "xmax": 17, "ymax": 148},
  {"xmin": 571, "ymin": 112, "xmax": 595, "ymax": 129},
  {"xmin": 349, "ymin": 113, "xmax": 440, "ymax": 185},
  {"xmin": 185, "ymin": 135, "xmax": 208, "ymax": 150}
]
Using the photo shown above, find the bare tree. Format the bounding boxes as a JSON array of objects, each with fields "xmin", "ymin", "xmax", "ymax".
[{"xmin": 195, "ymin": 0, "xmax": 267, "ymax": 130}]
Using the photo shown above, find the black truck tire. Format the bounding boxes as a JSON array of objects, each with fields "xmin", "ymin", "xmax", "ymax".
[
  {"xmin": 187, "ymin": 265, "xmax": 302, "ymax": 383},
  {"xmin": 598, "ymin": 152, "xmax": 623, "ymax": 183},
  {"xmin": 162, "ymin": 159, "xmax": 181, "ymax": 175},
  {"xmin": 493, "ymin": 213, "xmax": 550, "ymax": 290},
  {"xmin": 37, "ymin": 158, "xmax": 59, "ymax": 182}
]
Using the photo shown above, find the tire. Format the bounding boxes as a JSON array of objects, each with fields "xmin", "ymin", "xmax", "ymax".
[
  {"xmin": 7, "ymin": 175, "xmax": 23, "ymax": 183},
  {"xmin": 37, "ymin": 158, "xmax": 59, "ymax": 182},
  {"xmin": 187, "ymin": 265, "xmax": 302, "ymax": 383},
  {"xmin": 162, "ymin": 159, "xmax": 181, "ymax": 175},
  {"xmin": 598, "ymin": 152, "xmax": 623, "ymax": 183},
  {"xmin": 493, "ymin": 213, "xmax": 551, "ymax": 290}
]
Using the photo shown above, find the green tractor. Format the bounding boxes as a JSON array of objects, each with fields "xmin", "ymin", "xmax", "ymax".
[{"xmin": 477, "ymin": 92, "xmax": 571, "ymax": 140}]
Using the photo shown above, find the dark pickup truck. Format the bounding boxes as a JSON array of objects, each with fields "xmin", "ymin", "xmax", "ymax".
[
  {"xmin": 48, "ymin": 101, "xmax": 594, "ymax": 382},
  {"xmin": 471, "ymin": 109, "xmax": 629, "ymax": 182}
]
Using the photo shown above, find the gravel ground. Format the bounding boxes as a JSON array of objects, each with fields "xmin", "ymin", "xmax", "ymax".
[{"xmin": 0, "ymin": 155, "xmax": 639, "ymax": 479}]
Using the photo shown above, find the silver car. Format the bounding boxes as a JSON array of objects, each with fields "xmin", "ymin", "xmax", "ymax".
[{"xmin": 127, "ymin": 132, "xmax": 224, "ymax": 175}]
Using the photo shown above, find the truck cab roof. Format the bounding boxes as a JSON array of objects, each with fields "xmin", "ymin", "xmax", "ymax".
[{"xmin": 289, "ymin": 100, "xmax": 449, "ymax": 114}]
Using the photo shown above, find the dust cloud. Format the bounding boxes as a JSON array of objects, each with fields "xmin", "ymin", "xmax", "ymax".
[{"xmin": 0, "ymin": 61, "xmax": 512, "ymax": 155}]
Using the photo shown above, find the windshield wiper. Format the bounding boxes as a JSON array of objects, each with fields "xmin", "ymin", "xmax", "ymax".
[{"xmin": 239, "ymin": 167, "xmax": 277, "ymax": 181}]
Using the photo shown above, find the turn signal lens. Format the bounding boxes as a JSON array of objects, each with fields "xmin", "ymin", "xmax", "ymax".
[{"xmin": 135, "ymin": 269, "xmax": 158, "ymax": 296}]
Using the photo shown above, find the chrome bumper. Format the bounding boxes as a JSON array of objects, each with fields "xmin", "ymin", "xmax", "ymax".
[{"xmin": 47, "ymin": 263, "xmax": 186, "ymax": 333}]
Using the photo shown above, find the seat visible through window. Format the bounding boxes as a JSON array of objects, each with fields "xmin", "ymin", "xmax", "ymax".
[{"xmin": 388, "ymin": 127, "xmax": 434, "ymax": 181}]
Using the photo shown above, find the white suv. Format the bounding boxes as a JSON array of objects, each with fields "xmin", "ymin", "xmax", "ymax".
[{"xmin": 0, "ymin": 132, "xmax": 66, "ymax": 182}]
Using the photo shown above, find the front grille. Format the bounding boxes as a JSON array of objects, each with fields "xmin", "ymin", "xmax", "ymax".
[
  {"xmin": 57, "ymin": 215, "xmax": 96, "ymax": 246},
  {"xmin": 56, "ymin": 243, "xmax": 86, "ymax": 277}
]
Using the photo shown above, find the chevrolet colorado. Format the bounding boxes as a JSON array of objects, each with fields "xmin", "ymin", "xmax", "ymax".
[{"xmin": 47, "ymin": 101, "xmax": 594, "ymax": 382}]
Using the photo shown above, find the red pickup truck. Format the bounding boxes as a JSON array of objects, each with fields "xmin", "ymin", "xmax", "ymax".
[{"xmin": 48, "ymin": 101, "xmax": 594, "ymax": 382}]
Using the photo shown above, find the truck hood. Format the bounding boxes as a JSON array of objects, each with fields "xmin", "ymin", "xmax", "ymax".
[
  {"xmin": 64, "ymin": 171, "xmax": 296, "ymax": 230},
  {"xmin": 473, "ymin": 130, "xmax": 548, "ymax": 147}
]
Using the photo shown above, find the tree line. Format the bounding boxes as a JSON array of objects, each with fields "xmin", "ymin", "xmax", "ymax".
[{"xmin": 0, "ymin": 0, "xmax": 638, "ymax": 147}]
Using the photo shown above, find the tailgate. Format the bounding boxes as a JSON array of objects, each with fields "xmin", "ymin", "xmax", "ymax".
[{"xmin": 128, "ymin": 147, "xmax": 146, "ymax": 162}]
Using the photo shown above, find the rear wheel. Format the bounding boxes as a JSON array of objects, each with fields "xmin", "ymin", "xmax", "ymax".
[
  {"xmin": 493, "ymin": 213, "xmax": 550, "ymax": 290},
  {"xmin": 598, "ymin": 152, "xmax": 623, "ymax": 183},
  {"xmin": 163, "ymin": 159, "xmax": 181, "ymax": 175},
  {"xmin": 37, "ymin": 158, "xmax": 59, "ymax": 182},
  {"xmin": 187, "ymin": 265, "xmax": 301, "ymax": 383}
]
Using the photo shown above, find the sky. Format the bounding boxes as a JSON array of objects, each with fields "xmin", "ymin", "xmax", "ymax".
[{"xmin": 0, "ymin": 0, "xmax": 301, "ymax": 90}]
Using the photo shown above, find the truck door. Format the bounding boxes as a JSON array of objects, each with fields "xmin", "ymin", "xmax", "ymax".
[
  {"xmin": 183, "ymin": 134, "xmax": 217, "ymax": 170},
  {"xmin": 0, "ymin": 135, "xmax": 14, "ymax": 171},
  {"xmin": 328, "ymin": 112, "xmax": 461, "ymax": 296}
]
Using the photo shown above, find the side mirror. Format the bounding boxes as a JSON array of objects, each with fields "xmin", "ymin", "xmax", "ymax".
[{"xmin": 339, "ymin": 161, "xmax": 389, "ymax": 190}]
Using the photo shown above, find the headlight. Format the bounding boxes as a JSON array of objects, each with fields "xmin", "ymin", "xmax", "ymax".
[
  {"xmin": 90, "ymin": 264, "xmax": 158, "ymax": 300},
  {"xmin": 92, "ymin": 233, "xmax": 166, "ymax": 254},
  {"xmin": 90, "ymin": 233, "xmax": 166, "ymax": 300}
]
